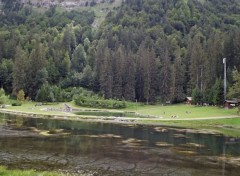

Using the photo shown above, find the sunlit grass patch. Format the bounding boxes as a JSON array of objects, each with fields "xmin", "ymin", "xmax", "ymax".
[
  {"xmin": 0, "ymin": 166, "xmax": 60, "ymax": 176},
  {"xmin": 126, "ymin": 104, "xmax": 238, "ymax": 118}
]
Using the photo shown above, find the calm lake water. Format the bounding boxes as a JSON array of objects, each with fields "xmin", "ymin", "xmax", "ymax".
[{"xmin": 0, "ymin": 113, "xmax": 240, "ymax": 176}]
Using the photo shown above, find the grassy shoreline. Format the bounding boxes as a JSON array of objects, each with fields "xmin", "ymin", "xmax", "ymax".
[
  {"xmin": 1, "ymin": 102, "xmax": 240, "ymax": 137},
  {"xmin": 0, "ymin": 166, "xmax": 60, "ymax": 176}
]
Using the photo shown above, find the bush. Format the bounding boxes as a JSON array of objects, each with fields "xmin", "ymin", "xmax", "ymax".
[
  {"xmin": 0, "ymin": 88, "xmax": 8, "ymax": 105},
  {"xmin": 74, "ymin": 95, "xmax": 126, "ymax": 109},
  {"xmin": 17, "ymin": 89, "xmax": 25, "ymax": 102},
  {"xmin": 36, "ymin": 84, "xmax": 74, "ymax": 102},
  {"xmin": 12, "ymin": 102, "xmax": 22, "ymax": 106}
]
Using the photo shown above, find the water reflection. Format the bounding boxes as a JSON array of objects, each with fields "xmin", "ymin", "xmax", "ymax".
[{"xmin": 0, "ymin": 113, "xmax": 240, "ymax": 176}]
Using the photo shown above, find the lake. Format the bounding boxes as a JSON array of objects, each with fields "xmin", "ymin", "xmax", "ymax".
[{"xmin": 0, "ymin": 113, "xmax": 240, "ymax": 176}]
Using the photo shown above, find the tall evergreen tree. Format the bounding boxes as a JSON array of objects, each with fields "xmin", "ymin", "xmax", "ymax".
[
  {"xmin": 213, "ymin": 79, "xmax": 224, "ymax": 106},
  {"xmin": 135, "ymin": 42, "xmax": 146, "ymax": 102},
  {"xmin": 228, "ymin": 69, "xmax": 240, "ymax": 98},
  {"xmin": 160, "ymin": 48, "xmax": 172, "ymax": 102},
  {"xmin": 26, "ymin": 43, "xmax": 47, "ymax": 98},
  {"xmin": 189, "ymin": 34, "xmax": 205, "ymax": 91},
  {"xmin": 205, "ymin": 32, "xmax": 223, "ymax": 88},
  {"xmin": 71, "ymin": 44, "xmax": 87, "ymax": 73},
  {"xmin": 112, "ymin": 45, "xmax": 124, "ymax": 99},
  {"xmin": 171, "ymin": 48, "xmax": 186, "ymax": 102},
  {"xmin": 122, "ymin": 50, "xmax": 136, "ymax": 101},
  {"xmin": 12, "ymin": 47, "xmax": 28, "ymax": 96},
  {"xmin": 61, "ymin": 52, "xmax": 71, "ymax": 77},
  {"xmin": 100, "ymin": 47, "xmax": 113, "ymax": 99},
  {"xmin": 62, "ymin": 27, "xmax": 76, "ymax": 54},
  {"xmin": 94, "ymin": 40, "xmax": 107, "ymax": 92}
]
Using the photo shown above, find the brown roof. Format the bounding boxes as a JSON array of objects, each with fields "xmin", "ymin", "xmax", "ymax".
[{"xmin": 224, "ymin": 100, "xmax": 238, "ymax": 104}]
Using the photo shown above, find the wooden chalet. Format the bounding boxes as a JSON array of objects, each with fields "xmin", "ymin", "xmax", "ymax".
[
  {"xmin": 185, "ymin": 97, "xmax": 193, "ymax": 105},
  {"xmin": 224, "ymin": 100, "xmax": 239, "ymax": 109}
]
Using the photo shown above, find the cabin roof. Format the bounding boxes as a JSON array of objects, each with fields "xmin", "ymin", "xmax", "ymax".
[{"xmin": 224, "ymin": 100, "xmax": 238, "ymax": 104}]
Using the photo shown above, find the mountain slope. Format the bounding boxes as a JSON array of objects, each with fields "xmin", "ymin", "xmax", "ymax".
[{"xmin": 0, "ymin": 0, "xmax": 240, "ymax": 104}]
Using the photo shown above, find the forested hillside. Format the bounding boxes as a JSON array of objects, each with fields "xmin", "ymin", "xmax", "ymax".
[{"xmin": 1, "ymin": 0, "xmax": 240, "ymax": 104}]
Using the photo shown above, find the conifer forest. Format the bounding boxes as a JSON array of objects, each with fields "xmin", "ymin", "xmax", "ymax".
[{"xmin": 1, "ymin": 0, "xmax": 240, "ymax": 104}]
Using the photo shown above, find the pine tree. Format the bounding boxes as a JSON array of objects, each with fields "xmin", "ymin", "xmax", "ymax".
[
  {"xmin": 135, "ymin": 42, "xmax": 145, "ymax": 102},
  {"xmin": 12, "ymin": 47, "xmax": 28, "ymax": 96},
  {"xmin": 46, "ymin": 57, "xmax": 59, "ymax": 84},
  {"xmin": 171, "ymin": 47, "xmax": 186, "ymax": 102},
  {"xmin": 71, "ymin": 44, "xmax": 87, "ymax": 72},
  {"xmin": 148, "ymin": 48, "xmax": 159, "ymax": 103},
  {"xmin": 189, "ymin": 34, "xmax": 204, "ymax": 91},
  {"xmin": 224, "ymin": 29, "xmax": 240, "ymax": 72},
  {"xmin": 62, "ymin": 27, "xmax": 76, "ymax": 54},
  {"xmin": 0, "ymin": 59, "xmax": 13, "ymax": 94},
  {"xmin": 100, "ymin": 47, "xmax": 113, "ymax": 99},
  {"xmin": 228, "ymin": 69, "xmax": 240, "ymax": 98},
  {"xmin": 80, "ymin": 65, "xmax": 94, "ymax": 89},
  {"xmin": 213, "ymin": 79, "xmax": 224, "ymax": 106},
  {"xmin": 61, "ymin": 52, "xmax": 71, "ymax": 77},
  {"xmin": 0, "ymin": 88, "xmax": 8, "ymax": 105},
  {"xmin": 192, "ymin": 87, "xmax": 203, "ymax": 105},
  {"xmin": 26, "ymin": 43, "xmax": 47, "ymax": 98},
  {"xmin": 122, "ymin": 50, "xmax": 136, "ymax": 101},
  {"xmin": 112, "ymin": 45, "xmax": 124, "ymax": 99},
  {"xmin": 94, "ymin": 40, "xmax": 107, "ymax": 92},
  {"xmin": 205, "ymin": 32, "xmax": 223, "ymax": 88},
  {"xmin": 160, "ymin": 48, "xmax": 172, "ymax": 103},
  {"xmin": 17, "ymin": 89, "xmax": 25, "ymax": 102}
]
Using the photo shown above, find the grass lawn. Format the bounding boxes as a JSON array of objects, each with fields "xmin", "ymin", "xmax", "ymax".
[
  {"xmin": 0, "ymin": 166, "xmax": 59, "ymax": 176},
  {"xmin": 126, "ymin": 104, "xmax": 238, "ymax": 119},
  {"xmin": 1, "ymin": 101, "xmax": 240, "ymax": 137},
  {"xmin": 5, "ymin": 102, "xmax": 73, "ymax": 116},
  {"xmin": 126, "ymin": 103, "xmax": 240, "ymax": 137},
  {"xmin": 141, "ymin": 118, "xmax": 240, "ymax": 137},
  {"xmin": 2, "ymin": 101, "xmax": 239, "ymax": 119}
]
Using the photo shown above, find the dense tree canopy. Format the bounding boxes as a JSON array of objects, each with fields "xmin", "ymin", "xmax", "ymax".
[{"xmin": 1, "ymin": 0, "xmax": 240, "ymax": 104}]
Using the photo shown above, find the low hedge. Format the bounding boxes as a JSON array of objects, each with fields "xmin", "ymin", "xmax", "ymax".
[
  {"xmin": 12, "ymin": 102, "xmax": 22, "ymax": 106},
  {"xmin": 74, "ymin": 96, "xmax": 126, "ymax": 109}
]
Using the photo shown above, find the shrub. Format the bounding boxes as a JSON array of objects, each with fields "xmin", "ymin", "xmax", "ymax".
[
  {"xmin": 0, "ymin": 88, "xmax": 8, "ymax": 105},
  {"xmin": 12, "ymin": 101, "xmax": 22, "ymax": 106},
  {"xmin": 74, "ymin": 95, "xmax": 126, "ymax": 109},
  {"xmin": 36, "ymin": 84, "xmax": 73, "ymax": 102},
  {"xmin": 17, "ymin": 89, "xmax": 25, "ymax": 102}
]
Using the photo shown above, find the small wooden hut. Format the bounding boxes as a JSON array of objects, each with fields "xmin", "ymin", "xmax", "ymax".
[
  {"xmin": 185, "ymin": 97, "xmax": 193, "ymax": 105},
  {"xmin": 224, "ymin": 100, "xmax": 239, "ymax": 109}
]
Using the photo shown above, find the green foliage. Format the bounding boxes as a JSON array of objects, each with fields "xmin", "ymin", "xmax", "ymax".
[
  {"xmin": 0, "ymin": 88, "xmax": 5, "ymax": 97},
  {"xmin": 36, "ymin": 84, "xmax": 55, "ymax": 102},
  {"xmin": 0, "ymin": 95, "xmax": 7, "ymax": 105},
  {"xmin": 75, "ymin": 111, "xmax": 137, "ymax": 117},
  {"xmin": 74, "ymin": 95, "xmax": 126, "ymax": 109},
  {"xmin": 228, "ymin": 69, "xmax": 240, "ymax": 98},
  {"xmin": 0, "ymin": 88, "xmax": 8, "ymax": 104},
  {"xmin": 71, "ymin": 44, "xmax": 87, "ymax": 72},
  {"xmin": 0, "ymin": 59, "xmax": 13, "ymax": 93},
  {"xmin": 0, "ymin": 166, "xmax": 59, "ymax": 176},
  {"xmin": 212, "ymin": 79, "xmax": 224, "ymax": 106},
  {"xmin": 1, "ymin": 0, "xmax": 240, "ymax": 104},
  {"xmin": 36, "ymin": 84, "xmax": 73, "ymax": 103},
  {"xmin": 17, "ymin": 89, "xmax": 25, "ymax": 102},
  {"xmin": 192, "ymin": 88, "xmax": 203, "ymax": 105},
  {"xmin": 191, "ymin": 79, "xmax": 224, "ymax": 106},
  {"xmin": 12, "ymin": 101, "xmax": 22, "ymax": 106}
]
